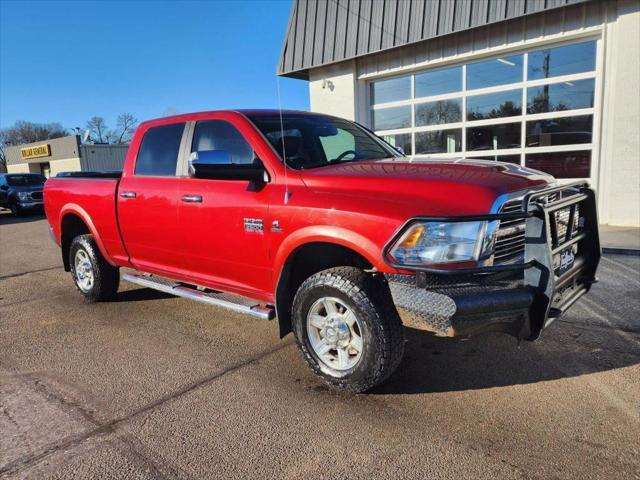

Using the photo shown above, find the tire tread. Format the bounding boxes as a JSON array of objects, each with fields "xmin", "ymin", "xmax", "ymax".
[
  {"xmin": 292, "ymin": 267, "xmax": 404, "ymax": 393},
  {"xmin": 69, "ymin": 234, "xmax": 119, "ymax": 302}
]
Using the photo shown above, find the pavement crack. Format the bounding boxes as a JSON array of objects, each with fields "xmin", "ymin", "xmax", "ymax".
[
  {"xmin": 0, "ymin": 294, "xmax": 68, "ymax": 309},
  {"xmin": 28, "ymin": 376, "xmax": 100, "ymax": 425},
  {"xmin": 0, "ymin": 266, "xmax": 62, "ymax": 281},
  {"xmin": 558, "ymin": 319, "xmax": 640, "ymax": 336},
  {"xmin": 0, "ymin": 341, "xmax": 293, "ymax": 477},
  {"xmin": 109, "ymin": 340, "xmax": 293, "ymax": 427},
  {"xmin": 1, "ymin": 407, "xmax": 18, "ymax": 428}
]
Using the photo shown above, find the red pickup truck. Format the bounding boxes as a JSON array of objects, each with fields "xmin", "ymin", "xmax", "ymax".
[{"xmin": 44, "ymin": 110, "xmax": 600, "ymax": 392}]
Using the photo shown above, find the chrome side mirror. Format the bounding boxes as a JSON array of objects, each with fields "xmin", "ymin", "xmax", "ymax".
[
  {"xmin": 189, "ymin": 150, "xmax": 268, "ymax": 183},
  {"xmin": 188, "ymin": 150, "xmax": 233, "ymax": 177}
]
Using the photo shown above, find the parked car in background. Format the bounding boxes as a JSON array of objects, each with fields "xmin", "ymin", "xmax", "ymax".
[
  {"xmin": 43, "ymin": 110, "xmax": 601, "ymax": 392},
  {"xmin": 0, "ymin": 173, "xmax": 46, "ymax": 216}
]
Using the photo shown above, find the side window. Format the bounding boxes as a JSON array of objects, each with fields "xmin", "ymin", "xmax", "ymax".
[
  {"xmin": 135, "ymin": 123, "xmax": 185, "ymax": 176},
  {"xmin": 191, "ymin": 120, "xmax": 254, "ymax": 164}
]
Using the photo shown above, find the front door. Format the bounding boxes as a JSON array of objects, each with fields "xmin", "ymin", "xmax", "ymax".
[
  {"xmin": 177, "ymin": 119, "xmax": 272, "ymax": 298},
  {"xmin": 117, "ymin": 122, "xmax": 188, "ymax": 277}
]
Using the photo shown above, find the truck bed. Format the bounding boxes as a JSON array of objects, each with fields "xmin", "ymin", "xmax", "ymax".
[
  {"xmin": 44, "ymin": 176, "xmax": 130, "ymax": 266},
  {"xmin": 54, "ymin": 171, "xmax": 122, "ymax": 179}
]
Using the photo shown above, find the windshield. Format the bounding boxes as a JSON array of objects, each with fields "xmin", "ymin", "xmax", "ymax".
[
  {"xmin": 247, "ymin": 113, "xmax": 400, "ymax": 169},
  {"xmin": 6, "ymin": 174, "xmax": 46, "ymax": 186}
]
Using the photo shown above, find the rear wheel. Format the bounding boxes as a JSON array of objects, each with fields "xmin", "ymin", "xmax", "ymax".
[
  {"xmin": 292, "ymin": 267, "xmax": 404, "ymax": 393},
  {"xmin": 69, "ymin": 234, "xmax": 120, "ymax": 302}
]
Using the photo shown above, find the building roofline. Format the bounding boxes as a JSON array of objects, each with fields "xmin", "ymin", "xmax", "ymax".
[{"xmin": 277, "ymin": 0, "xmax": 591, "ymax": 80}]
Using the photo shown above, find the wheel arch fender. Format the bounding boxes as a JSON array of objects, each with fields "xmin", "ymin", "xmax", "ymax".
[
  {"xmin": 273, "ymin": 226, "xmax": 384, "ymax": 279},
  {"xmin": 59, "ymin": 204, "xmax": 115, "ymax": 270},
  {"xmin": 272, "ymin": 226, "xmax": 385, "ymax": 338}
]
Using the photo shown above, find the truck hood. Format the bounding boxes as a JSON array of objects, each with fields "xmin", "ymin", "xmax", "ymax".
[
  {"xmin": 299, "ymin": 159, "xmax": 554, "ymax": 216},
  {"xmin": 9, "ymin": 184, "xmax": 44, "ymax": 193}
]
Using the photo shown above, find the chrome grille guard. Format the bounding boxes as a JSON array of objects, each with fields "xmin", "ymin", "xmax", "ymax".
[{"xmin": 383, "ymin": 180, "xmax": 601, "ymax": 339}]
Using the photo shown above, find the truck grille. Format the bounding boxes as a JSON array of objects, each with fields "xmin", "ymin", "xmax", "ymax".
[
  {"xmin": 494, "ymin": 190, "xmax": 582, "ymax": 264},
  {"xmin": 31, "ymin": 191, "xmax": 43, "ymax": 200},
  {"xmin": 494, "ymin": 200, "xmax": 527, "ymax": 264}
]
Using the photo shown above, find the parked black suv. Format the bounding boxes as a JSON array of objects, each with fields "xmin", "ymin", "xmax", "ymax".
[{"xmin": 0, "ymin": 173, "xmax": 46, "ymax": 216}]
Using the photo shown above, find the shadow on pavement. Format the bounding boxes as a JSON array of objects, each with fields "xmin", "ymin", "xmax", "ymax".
[
  {"xmin": 0, "ymin": 210, "xmax": 46, "ymax": 225},
  {"xmin": 372, "ymin": 320, "xmax": 639, "ymax": 395},
  {"xmin": 111, "ymin": 287, "xmax": 175, "ymax": 302}
]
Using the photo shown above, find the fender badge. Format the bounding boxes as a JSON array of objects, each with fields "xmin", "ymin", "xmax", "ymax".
[{"xmin": 271, "ymin": 220, "xmax": 283, "ymax": 233}]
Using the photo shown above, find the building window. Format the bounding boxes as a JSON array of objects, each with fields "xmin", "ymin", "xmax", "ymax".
[
  {"xmin": 369, "ymin": 39, "xmax": 597, "ymax": 179},
  {"xmin": 415, "ymin": 66, "xmax": 462, "ymax": 98},
  {"xmin": 467, "ymin": 54, "xmax": 524, "ymax": 89},
  {"xmin": 416, "ymin": 129, "xmax": 462, "ymax": 154}
]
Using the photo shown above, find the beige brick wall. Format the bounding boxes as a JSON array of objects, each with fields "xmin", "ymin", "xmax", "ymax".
[
  {"xmin": 50, "ymin": 158, "xmax": 81, "ymax": 176},
  {"xmin": 7, "ymin": 163, "xmax": 40, "ymax": 174}
]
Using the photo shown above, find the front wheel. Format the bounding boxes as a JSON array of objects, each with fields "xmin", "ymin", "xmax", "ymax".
[
  {"xmin": 9, "ymin": 201, "xmax": 21, "ymax": 216},
  {"xmin": 292, "ymin": 267, "xmax": 404, "ymax": 393},
  {"xmin": 69, "ymin": 234, "xmax": 120, "ymax": 302}
]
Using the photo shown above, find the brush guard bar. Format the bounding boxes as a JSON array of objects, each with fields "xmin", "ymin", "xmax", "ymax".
[{"xmin": 383, "ymin": 181, "xmax": 601, "ymax": 340}]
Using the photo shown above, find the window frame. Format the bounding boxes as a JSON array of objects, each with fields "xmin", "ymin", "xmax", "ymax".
[{"xmin": 367, "ymin": 36, "xmax": 601, "ymax": 181}]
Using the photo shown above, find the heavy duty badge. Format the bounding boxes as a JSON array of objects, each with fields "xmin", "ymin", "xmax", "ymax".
[{"xmin": 243, "ymin": 218, "xmax": 264, "ymax": 232}]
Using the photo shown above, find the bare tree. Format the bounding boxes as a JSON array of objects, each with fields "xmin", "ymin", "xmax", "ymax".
[
  {"xmin": 86, "ymin": 116, "xmax": 109, "ymax": 143},
  {"xmin": 2, "ymin": 120, "xmax": 67, "ymax": 145},
  {"xmin": 0, "ymin": 130, "xmax": 7, "ymax": 172},
  {"xmin": 0, "ymin": 121, "xmax": 68, "ymax": 169},
  {"xmin": 113, "ymin": 113, "xmax": 138, "ymax": 144}
]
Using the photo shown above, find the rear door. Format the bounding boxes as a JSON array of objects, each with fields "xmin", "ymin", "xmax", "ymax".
[
  {"xmin": 177, "ymin": 118, "xmax": 272, "ymax": 297},
  {"xmin": 117, "ymin": 121, "xmax": 189, "ymax": 276}
]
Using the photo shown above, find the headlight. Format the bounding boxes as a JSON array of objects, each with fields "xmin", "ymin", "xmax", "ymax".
[
  {"xmin": 17, "ymin": 192, "xmax": 31, "ymax": 201},
  {"xmin": 388, "ymin": 220, "xmax": 498, "ymax": 266}
]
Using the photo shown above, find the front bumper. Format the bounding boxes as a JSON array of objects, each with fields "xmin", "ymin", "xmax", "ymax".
[
  {"xmin": 18, "ymin": 200, "xmax": 44, "ymax": 209},
  {"xmin": 387, "ymin": 273, "xmax": 535, "ymax": 338},
  {"xmin": 385, "ymin": 181, "xmax": 601, "ymax": 341}
]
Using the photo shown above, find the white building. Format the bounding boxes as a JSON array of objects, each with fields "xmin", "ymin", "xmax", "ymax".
[{"xmin": 278, "ymin": 0, "xmax": 640, "ymax": 227}]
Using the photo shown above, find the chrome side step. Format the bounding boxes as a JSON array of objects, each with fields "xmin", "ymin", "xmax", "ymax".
[{"xmin": 122, "ymin": 273, "xmax": 275, "ymax": 321}]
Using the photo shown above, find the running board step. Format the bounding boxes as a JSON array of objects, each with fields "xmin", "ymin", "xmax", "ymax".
[{"xmin": 122, "ymin": 273, "xmax": 275, "ymax": 321}]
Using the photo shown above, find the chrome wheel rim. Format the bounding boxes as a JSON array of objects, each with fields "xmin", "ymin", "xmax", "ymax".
[
  {"xmin": 307, "ymin": 297, "xmax": 363, "ymax": 372},
  {"xmin": 74, "ymin": 249, "xmax": 94, "ymax": 293}
]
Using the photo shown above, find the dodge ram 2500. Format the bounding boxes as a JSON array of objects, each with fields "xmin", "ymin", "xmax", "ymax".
[{"xmin": 44, "ymin": 110, "xmax": 601, "ymax": 392}]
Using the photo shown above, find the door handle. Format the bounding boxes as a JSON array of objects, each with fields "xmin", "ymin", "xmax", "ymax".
[
  {"xmin": 181, "ymin": 194, "xmax": 203, "ymax": 203},
  {"xmin": 120, "ymin": 191, "xmax": 136, "ymax": 198}
]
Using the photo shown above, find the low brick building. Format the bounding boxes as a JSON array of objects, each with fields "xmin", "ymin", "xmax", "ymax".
[{"xmin": 5, "ymin": 135, "xmax": 128, "ymax": 177}]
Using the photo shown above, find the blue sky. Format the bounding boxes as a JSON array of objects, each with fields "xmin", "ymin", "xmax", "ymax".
[{"xmin": 0, "ymin": 0, "xmax": 308, "ymax": 130}]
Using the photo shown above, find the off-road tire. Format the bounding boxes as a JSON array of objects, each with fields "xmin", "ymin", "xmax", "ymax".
[
  {"xmin": 292, "ymin": 267, "xmax": 404, "ymax": 393},
  {"xmin": 69, "ymin": 234, "xmax": 120, "ymax": 302}
]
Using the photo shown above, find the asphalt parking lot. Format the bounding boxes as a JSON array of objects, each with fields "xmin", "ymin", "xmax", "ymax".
[{"xmin": 1, "ymin": 211, "xmax": 639, "ymax": 479}]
